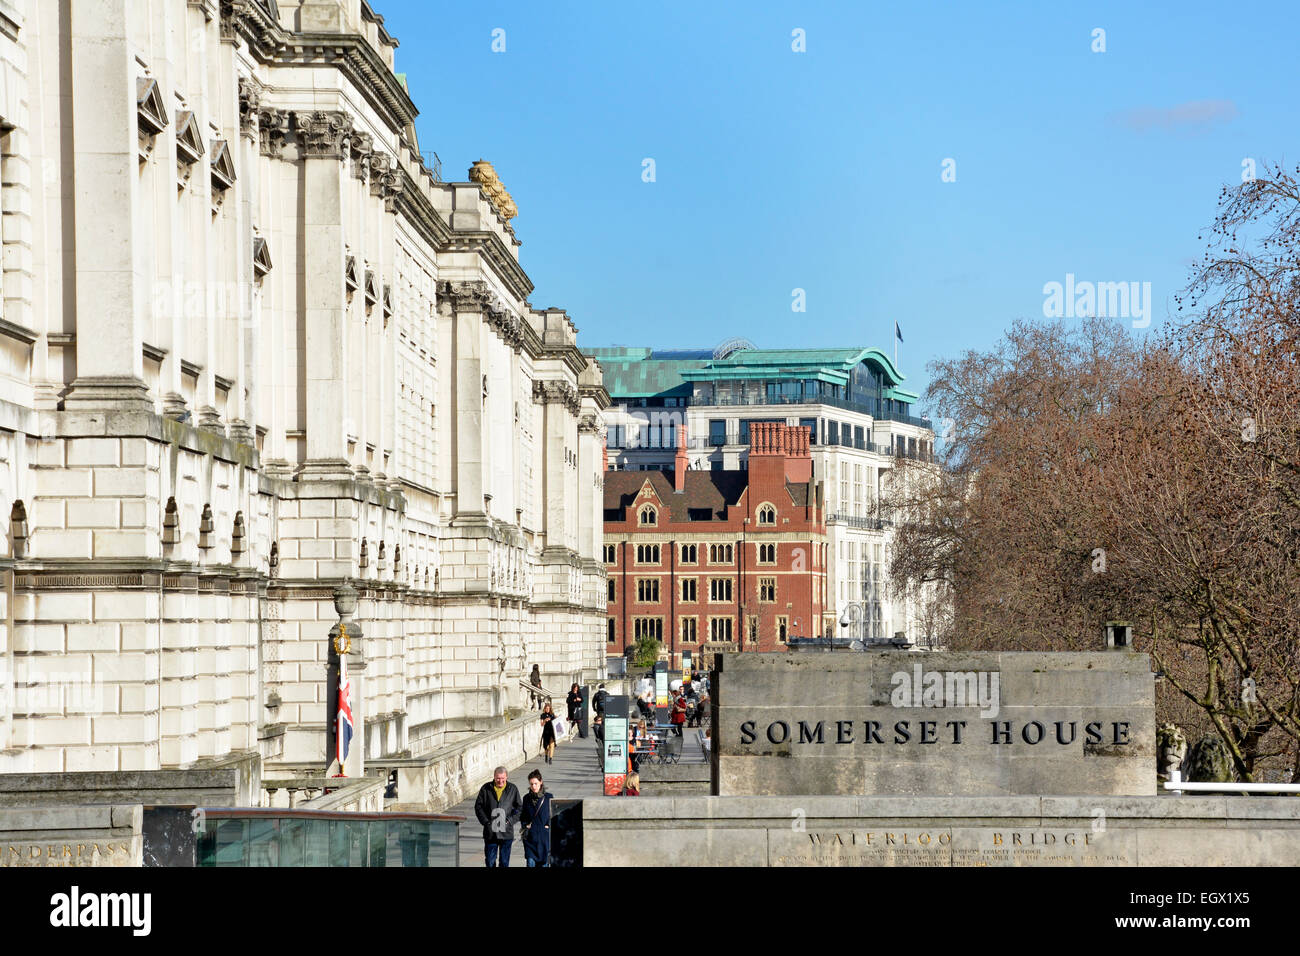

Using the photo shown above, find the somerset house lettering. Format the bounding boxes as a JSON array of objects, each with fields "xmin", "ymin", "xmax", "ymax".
[
  {"xmin": 713, "ymin": 652, "xmax": 1156, "ymax": 797},
  {"xmin": 739, "ymin": 716, "xmax": 1134, "ymax": 748}
]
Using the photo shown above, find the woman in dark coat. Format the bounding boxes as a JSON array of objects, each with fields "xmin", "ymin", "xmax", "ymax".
[
  {"xmin": 540, "ymin": 699, "xmax": 557, "ymax": 764},
  {"xmin": 566, "ymin": 683, "xmax": 582, "ymax": 724},
  {"xmin": 520, "ymin": 770, "xmax": 553, "ymax": 867}
]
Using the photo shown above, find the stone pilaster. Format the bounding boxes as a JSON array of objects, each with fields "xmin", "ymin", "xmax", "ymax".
[{"xmin": 298, "ymin": 110, "xmax": 353, "ymax": 478}]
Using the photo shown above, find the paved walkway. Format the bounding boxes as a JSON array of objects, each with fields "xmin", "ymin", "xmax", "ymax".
[{"xmin": 447, "ymin": 729, "xmax": 603, "ymax": 867}]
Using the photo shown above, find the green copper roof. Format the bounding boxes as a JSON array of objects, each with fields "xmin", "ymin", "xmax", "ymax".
[
  {"xmin": 583, "ymin": 345, "xmax": 913, "ymax": 398},
  {"xmin": 585, "ymin": 348, "xmax": 706, "ymax": 398}
]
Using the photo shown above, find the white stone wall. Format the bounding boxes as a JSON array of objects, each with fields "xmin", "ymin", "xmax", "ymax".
[{"xmin": 0, "ymin": 1, "xmax": 609, "ymax": 783}]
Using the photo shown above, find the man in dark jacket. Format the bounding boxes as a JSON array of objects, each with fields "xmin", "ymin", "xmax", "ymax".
[
  {"xmin": 593, "ymin": 684, "xmax": 608, "ymax": 717},
  {"xmin": 474, "ymin": 766, "xmax": 522, "ymax": 867}
]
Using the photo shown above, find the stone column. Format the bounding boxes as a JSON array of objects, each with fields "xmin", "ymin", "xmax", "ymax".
[
  {"xmin": 536, "ymin": 380, "xmax": 578, "ymax": 551},
  {"xmin": 64, "ymin": 0, "xmax": 149, "ymax": 409},
  {"xmin": 442, "ymin": 281, "xmax": 491, "ymax": 523},
  {"xmin": 298, "ymin": 110, "xmax": 353, "ymax": 478}
]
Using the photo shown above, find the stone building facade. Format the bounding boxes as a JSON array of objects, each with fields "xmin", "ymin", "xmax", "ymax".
[
  {"xmin": 0, "ymin": 0, "xmax": 608, "ymax": 782},
  {"xmin": 590, "ymin": 346, "xmax": 941, "ymax": 647},
  {"xmin": 603, "ymin": 423, "xmax": 828, "ymax": 669}
]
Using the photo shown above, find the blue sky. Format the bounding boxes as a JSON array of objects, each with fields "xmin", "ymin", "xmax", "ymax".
[{"xmin": 380, "ymin": 0, "xmax": 1297, "ymax": 408}]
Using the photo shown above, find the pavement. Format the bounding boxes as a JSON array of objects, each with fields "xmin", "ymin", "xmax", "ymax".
[
  {"xmin": 446, "ymin": 728, "xmax": 603, "ymax": 867},
  {"xmin": 445, "ymin": 719, "xmax": 710, "ymax": 866}
]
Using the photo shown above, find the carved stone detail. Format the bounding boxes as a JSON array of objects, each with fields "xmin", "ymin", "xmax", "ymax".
[
  {"xmin": 350, "ymin": 131, "xmax": 373, "ymax": 181},
  {"xmin": 532, "ymin": 379, "xmax": 581, "ymax": 414},
  {"xmin": 437, "ymin": 279, "xmax": 493, "ymax": 314},
  {"xmin": 368, "ymin": 152, "xmax": 390, "ymax": 197},
  {"xmin": 578, "ymin": 413, "xmax": 601, "ymax": 434},
  {"xmin": 238, "ymin": 77, "xmax": 261, "ymax": 137},
  {"xmin": 257, "ymin": 107, "xmax": 289, "ymax": 157},
  {"xmin": 294, "ymin": 109, "xmax": 352, "ymax": 159}
]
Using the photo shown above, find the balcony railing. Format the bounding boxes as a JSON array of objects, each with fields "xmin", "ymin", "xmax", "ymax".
[
  {"xmin": 702, "ymin": 393, "xmax": 933, "ymax": 430},
  {"xmin": 826, "ymin": 513, "xmax": 891, "ymax": 530}
]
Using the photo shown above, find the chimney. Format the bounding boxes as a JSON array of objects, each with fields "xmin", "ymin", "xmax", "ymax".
[
  {"xmin": 674, "ymin": 420, "xmax": 688, "ymax": 493},
  {"xmin": 784, "ymin": 424, "xmax": 812, "ymax": 484}
]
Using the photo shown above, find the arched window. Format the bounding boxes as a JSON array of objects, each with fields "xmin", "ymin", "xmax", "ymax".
[
  {"xmin": 639, "ymin": 505, "xmax": 657, "ymax": 526},
  {"xmin": 757, "ymin": 504, "xmax": 776, "ymax": 525}
]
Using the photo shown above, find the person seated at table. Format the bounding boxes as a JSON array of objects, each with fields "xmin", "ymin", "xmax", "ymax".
[{"xmin": 622, "ymin": 773, "xmax": 641, "ymax": 797}]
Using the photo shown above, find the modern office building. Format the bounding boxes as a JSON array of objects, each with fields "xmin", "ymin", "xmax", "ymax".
[{"xmin": 588, "ymin": 345, "xmax": 938, "ymax": 649}]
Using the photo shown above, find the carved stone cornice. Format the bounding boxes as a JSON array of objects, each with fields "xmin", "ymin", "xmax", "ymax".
[
  {"xmin": 532, "ymin": 379, "xmax": 580, "ymax": 415},
  {"xmin": 578, "ymin": 413, "xmax": 602, "ymax": 435},
  {"xmin": 437, "ymin": 279, "xmax": 493, "ymax": 314},
  {"xmin": 486, "ymin": 307, "xmax": 524, "ymax": 351},
  {"xmin": 392, "ymin": 167, "xmax": 452, "ymax": 248},
  {"xmin": 438, "ymin": 232, "xmax": 533, "ymax": 303},
  {"xmin": 222, "ymin": 0, "xmax": 417, "ymax": 133},
  {"xmin": 294, "ymin": 110, "xmax": 353, "ymax": 159},
  {"xmin": 238, "ymin": 76, "xmax": 262, "ymax": 138},
  {"xmin": 579, "ymin": 383, "xmax": 613, "ymax": 411},
  {"xmin": 257, "ymin": 106, "xmax": 290, "ymax": 157}
]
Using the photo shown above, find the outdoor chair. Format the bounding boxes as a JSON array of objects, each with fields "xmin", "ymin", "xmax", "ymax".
[{"xmin": 660, "ymin": 734, "xmax": 682, "ymax": 764}]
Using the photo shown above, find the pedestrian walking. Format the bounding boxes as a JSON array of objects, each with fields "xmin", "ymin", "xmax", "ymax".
[
  {"xmin": 670, "ymin": 688, "xmax": 687, "ymax": 736},
  {"xmin": 593, "ymin": 683, "xmax": 608, "ymax": 717},
  {"xmin": 529, "ymin": 663, "xmax": 543, "ymax": 710},
  {"xmin": 474, "ymin": 766, "xmax": 522, "ymax": 867},
  {"xmin": 520, "ymin": 769, "xmax": 553, "ymax": 868},
  {"xmin": 540, "ymin": 699, "xmax": 558, "ymax": 764},
  {"xmin": 566, "ymin": 683, "xmax": 582, "ymax": 724}
]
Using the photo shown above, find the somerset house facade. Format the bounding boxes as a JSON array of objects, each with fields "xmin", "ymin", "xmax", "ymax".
[{"xmin": 0, "ymin": 0, "xmax": 609, "ymax": 791}]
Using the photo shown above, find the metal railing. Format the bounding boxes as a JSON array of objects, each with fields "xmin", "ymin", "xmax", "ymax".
[
  {"xmin": 1164, "ymin": 770, "xmax": 1300, "ymax": 794},
  {"xmin": 703, "ymin": 393, "xmax": 933, "ymax": 429},
  {"xmin": 827, "ymin": 513, "xmax": 891, "ymax": 530}
]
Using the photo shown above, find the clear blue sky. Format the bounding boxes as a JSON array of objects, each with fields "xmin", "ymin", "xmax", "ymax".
[{"xmin": 379, "ymin": 0, "xmax": 1297, "ymax": 408}]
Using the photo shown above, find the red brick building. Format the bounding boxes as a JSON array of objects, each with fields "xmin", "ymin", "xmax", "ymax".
[{"xmin": 603, "ymin": 422, "xmax": 828, "ymax": 669}]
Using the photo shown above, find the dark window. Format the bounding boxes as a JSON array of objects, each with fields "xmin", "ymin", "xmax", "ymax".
[
  {"xmin": 800, "ymin": 418, "xmax": 817, "ymax": 444},
  {"xmin": 854, "ymin": 425, "xmax": 864, "ymax": 449},
  {"xmin": 709, "ymin": 420, "xmax": 726, "ymax": 445},
  {"xmin": 827, "ymin": 421, "xmax": 839, "ymax": 445}
]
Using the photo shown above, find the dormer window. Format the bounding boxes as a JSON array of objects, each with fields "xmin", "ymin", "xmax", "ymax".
[
  {"xmin": 757, "ymin": 504, "xmax": 776, "ymax": 525},
  {"xmin": 639, "ymin": 505, "xmax": 657, "ymax": 526}
]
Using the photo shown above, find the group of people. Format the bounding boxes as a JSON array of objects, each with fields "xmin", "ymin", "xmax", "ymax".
[
  {"xmin": 473, "ymin": 765, "xmax": 554, "ymax": 868},
  {"xmin": 534, "ymin": 675, "xmax": 586, "ymax": 766},
  {"xmin": 475, "ymin": 672, "xmax": 708, "ymax": 864}
]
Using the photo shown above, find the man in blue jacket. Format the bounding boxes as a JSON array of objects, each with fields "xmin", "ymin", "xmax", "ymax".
[{"xmin": 474, "ymin": 766, "xmax": 522, "ymax": 867}]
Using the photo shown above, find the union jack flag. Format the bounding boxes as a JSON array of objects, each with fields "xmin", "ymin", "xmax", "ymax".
[{"xmin": 337, "ymin": 654, "xmax": 353, "ymax": 772}]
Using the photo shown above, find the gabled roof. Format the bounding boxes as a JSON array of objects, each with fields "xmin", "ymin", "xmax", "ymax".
[
  {"xmin": 603, "ymin": 469, "xmax": 748, "ymax": 523},
  {"xmin": 210, "ymin": 139, "xmax": 236, "ymax": 190},
  {"xmin": 175, "ymin": 111, "xmax": 204, "ymax": 164}
]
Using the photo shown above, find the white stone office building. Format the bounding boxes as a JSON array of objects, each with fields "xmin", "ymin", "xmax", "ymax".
[
  {"xmin": 0, "ymin": 0, "xmax": 608, "ymax": 785},
  {"xmin": 588, "ymin": 346, "xmax": 940, "ymax": 647}
]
